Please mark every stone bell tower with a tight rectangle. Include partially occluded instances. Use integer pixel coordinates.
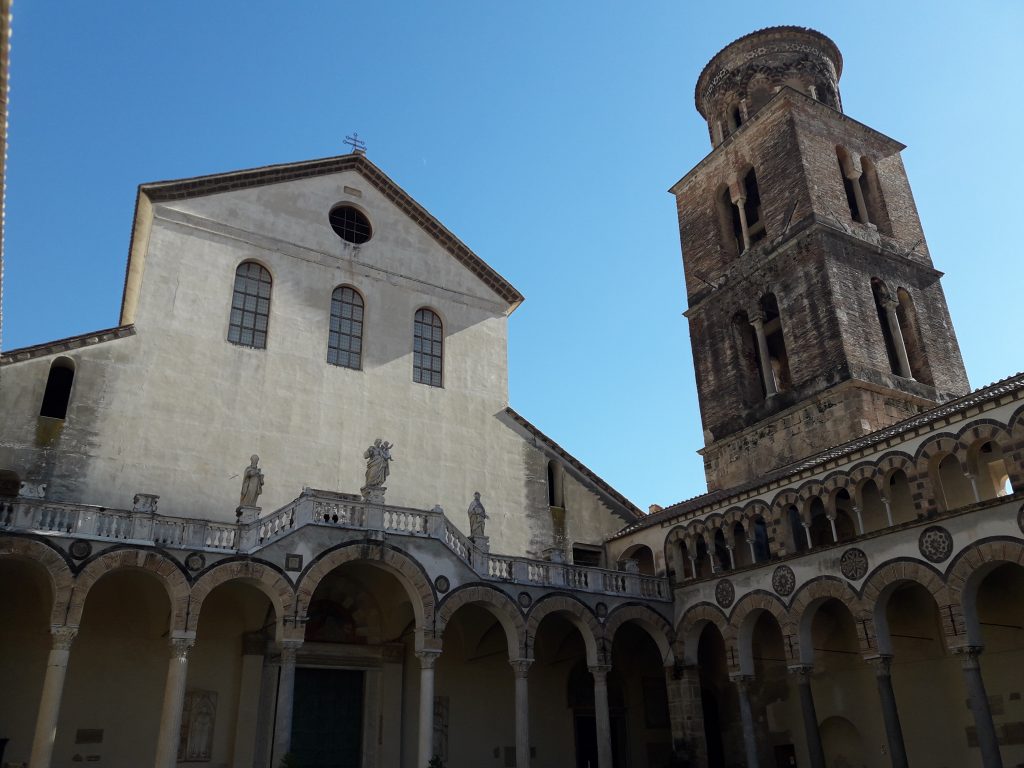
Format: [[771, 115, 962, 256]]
[[671, 27, 969, 491]]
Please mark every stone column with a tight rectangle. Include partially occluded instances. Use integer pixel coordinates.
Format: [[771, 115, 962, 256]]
[[590, 664, 614, 768], [845, 167, 868, 224], [665, 664, 706, 767], [965, 472, 982, 503], [747, 537, 757, 563], [731, 673, 761, 768], [271, 640, 303, 768], [802, 521, 813, 550], [726, 544, 736, 570], [733, 193, 752, 251], [416, 649, 442, 768], [29, 626, 77, 768], [827, 515, 838, 543], [154, 635, 195, 768], [511, 658, 533, 768], [852, 504, 865, 535], [749, 315, 778, 396], [789, 665, 825, 768], [865, 655, 908, 768], [880, 297, 913, 379], [881, 494, 895, 527], [956, 646, 1003, 768]]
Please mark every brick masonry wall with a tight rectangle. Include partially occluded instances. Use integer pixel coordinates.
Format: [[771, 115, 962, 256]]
[[674, 91, 969, 492]]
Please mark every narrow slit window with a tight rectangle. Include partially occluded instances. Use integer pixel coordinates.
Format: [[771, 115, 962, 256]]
[[39, 358, 75, 419], [413, 308, 443, 387], [228, 262, 272, 349], [327, 286, 364, 369]]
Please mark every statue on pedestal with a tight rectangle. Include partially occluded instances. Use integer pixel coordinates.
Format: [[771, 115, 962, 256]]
[[239, 455, 264, 507], [363, 439, 394, 490], [467, 491, 488, 538]]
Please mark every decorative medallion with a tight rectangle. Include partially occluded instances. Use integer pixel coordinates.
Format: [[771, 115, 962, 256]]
[[517, 591, 532, 609], [918, 526, 954, 564], [434, 575, 450, 594], [595, 602, 608, 620], [184, 552, 206, 572], [68, 539, 92, 561], [839, 548, 868, 581], [772, 565, 796, 597], [715, 578, 735, 608], [284, 553, 303, 572]]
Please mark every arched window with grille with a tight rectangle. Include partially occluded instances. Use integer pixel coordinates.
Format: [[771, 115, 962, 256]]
[[413, 308, 443, 387], [327, 286, 364, 369], [227, 262, 272, 349]]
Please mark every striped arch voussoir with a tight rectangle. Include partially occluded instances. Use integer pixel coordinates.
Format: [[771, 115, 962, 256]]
[[0, 537, 74, 626], [68, 548, 189, 631], [437, 585, 526, 654], [604, 603, 675, 663], [296, 543, 435, 628], [946, 539, 1024, 601], [525, 594, 600, 642], [860, 560, 949, 611], [187, 559, 296, 633]]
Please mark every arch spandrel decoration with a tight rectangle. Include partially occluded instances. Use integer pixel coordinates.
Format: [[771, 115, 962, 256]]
[[68, 548, 190, 632]]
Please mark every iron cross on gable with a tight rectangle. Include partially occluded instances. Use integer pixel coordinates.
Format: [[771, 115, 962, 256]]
[[344, 132, 367, 154]]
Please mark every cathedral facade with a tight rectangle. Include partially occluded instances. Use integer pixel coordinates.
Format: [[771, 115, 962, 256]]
[[1, 26, 1022, 768]]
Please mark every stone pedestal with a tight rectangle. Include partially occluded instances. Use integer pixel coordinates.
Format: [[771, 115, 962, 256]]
[[236, 505, 262, 550], [471, 535, 490, 554], [361, 485, 386, 505]]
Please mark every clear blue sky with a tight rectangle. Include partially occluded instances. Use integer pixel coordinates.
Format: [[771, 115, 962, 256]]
[[4, 2, 1022, 511]]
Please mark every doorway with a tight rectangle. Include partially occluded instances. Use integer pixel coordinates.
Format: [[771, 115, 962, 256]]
[[291, 667, 365, 768]]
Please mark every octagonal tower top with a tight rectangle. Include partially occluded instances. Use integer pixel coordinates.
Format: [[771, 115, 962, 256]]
[[696, 26, 843, 147]]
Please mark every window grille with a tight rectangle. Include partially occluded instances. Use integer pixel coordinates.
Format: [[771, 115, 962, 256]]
[[228, 262, 272, 349], [413, 308, 443, 387], [327, 286, 364, 369], [328, 205, 372, 244]]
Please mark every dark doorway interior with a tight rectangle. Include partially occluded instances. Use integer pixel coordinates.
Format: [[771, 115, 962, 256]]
[[291, 667, 365, 768]]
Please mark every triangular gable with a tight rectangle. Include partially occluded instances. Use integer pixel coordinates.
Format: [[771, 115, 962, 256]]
[[120, 153, 523, 324]]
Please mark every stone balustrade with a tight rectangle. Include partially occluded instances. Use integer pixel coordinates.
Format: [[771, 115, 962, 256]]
[[0, 489, 671, 602]]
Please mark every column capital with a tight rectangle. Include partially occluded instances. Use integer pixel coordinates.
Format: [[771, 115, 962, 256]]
[[729, 672, 755, 686], [787, 664, 814, 679], [588, 664, 612, 681], [863, 654, 894, 676], [50, 625, 78, 651], [169, 636, 196, 661], [509, 657, 534, 678], [415, 648, 443, 670], [952, 644, 985, 668]]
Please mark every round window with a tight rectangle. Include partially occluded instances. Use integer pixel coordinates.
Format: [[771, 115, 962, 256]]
[[328, 205, 372, 244]]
